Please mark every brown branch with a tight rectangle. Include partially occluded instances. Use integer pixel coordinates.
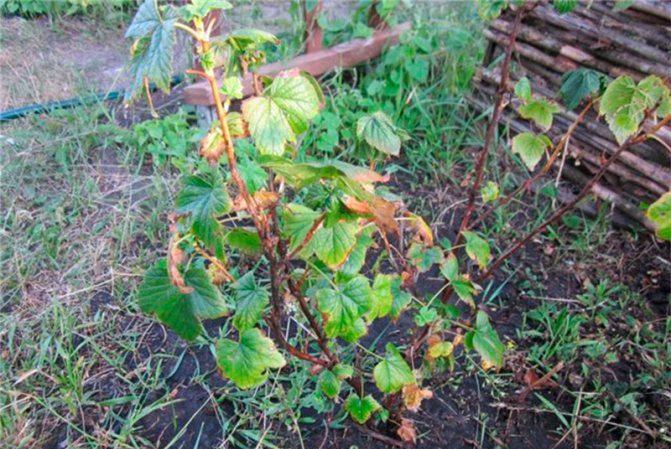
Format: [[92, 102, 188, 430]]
[[352, 423, 412, 448], [197, 35, 267, 239], [288, 279, 336, 361], [453, 5, 527, 248], [286, 213, 326, 261], [193, 242, 234, 283], [265, 316, 328, 366], [477, 114, 671, 283], [471, 98, 595, 229]]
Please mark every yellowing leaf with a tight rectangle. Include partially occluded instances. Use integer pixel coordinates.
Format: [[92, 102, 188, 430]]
[[344, 394, 381, 424], [463, 231, 491, 270], [312, 222, 358, 269], [317, 276, 372, 338], [427, 341, 454, 360], [373, 343, 415, 394], [215, 328, 286, 389], [647, 190, 671, 241], [367, 274, 393, 322], [511, 132, 552, 171], [242, 72, 322, 155], [481, 181, 499, 203], [518, 97, 561, 131], [356, 111, 404, 156]]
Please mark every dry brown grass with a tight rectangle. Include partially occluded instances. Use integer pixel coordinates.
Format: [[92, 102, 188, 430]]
[[0, 16, 131, 110]]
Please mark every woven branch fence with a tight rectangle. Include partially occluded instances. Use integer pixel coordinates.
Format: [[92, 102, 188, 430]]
[[472, 0, 670, 230]]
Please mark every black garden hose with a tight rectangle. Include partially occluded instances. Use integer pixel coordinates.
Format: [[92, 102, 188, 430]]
[[0, 74, 184, 123]]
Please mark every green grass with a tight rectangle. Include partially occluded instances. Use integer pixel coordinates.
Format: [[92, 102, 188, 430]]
[[0, 105, 321, 449]]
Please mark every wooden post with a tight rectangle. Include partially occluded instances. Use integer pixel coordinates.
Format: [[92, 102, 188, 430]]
[[303, 0, 324, 53]]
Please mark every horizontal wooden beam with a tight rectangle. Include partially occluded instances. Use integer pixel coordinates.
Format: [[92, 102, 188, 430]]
[[183, 22, 411, 106]]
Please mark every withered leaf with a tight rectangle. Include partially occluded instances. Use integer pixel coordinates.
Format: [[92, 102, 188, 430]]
[[397, 418, 417, 443], [402, 384, 433, 412]]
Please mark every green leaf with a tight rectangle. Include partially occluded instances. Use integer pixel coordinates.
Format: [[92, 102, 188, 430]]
[[647, 191, 671, 241], [407, 243, 443, 273], [221, 76, 244, 100], [242, 73, 322, 155], [599, 76, 644, 144], [126, 0, 166, 38], [612, 0, 635, 11], [408, 56, 429, 82], [138, 259, 227, 341], [340, 231, 375, 277], [476, 0, 507, 20], [282, 203, 321, 253], [345, 394, 381, 424], [225, 28, 279, 50], [511, 132, 552, 170], [414, 306, 438, 326], [215, 328, 286, 389], [181, 0, 232, 22], [553, 0, 578, 13], [238, 158, 268, 194], [390, 276, 413, 319], [313, 222, 358, 269], [518, 97, 561, 131], [467, 311, 505, 369], [559, 68, 607, 110], [225, 228, 262, 256], [636, 75, 671, 118], [125, 0, 177, 97], [599, 76, 670, 143], [319, 370, 342, 399], [373, 343, 415, 393], [481, 181, 499, 203], [463, 231, 491, 270], [367, 274, 393, 322], [232, 273, 269, 331], [261, 157, 378, 201], [440, 254, 478, 308], [319, 364, 354, 399], [176, 172, 231, 247], [514, 77, 532, 102], [317, 276, 372, 338], [341, 317, 368, 343], [356, 111, 403, 156]]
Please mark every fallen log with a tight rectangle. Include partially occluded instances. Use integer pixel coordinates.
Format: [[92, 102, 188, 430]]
[[183, 22, 411, 106]]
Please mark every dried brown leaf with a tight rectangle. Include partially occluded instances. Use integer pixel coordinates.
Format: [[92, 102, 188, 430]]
[[402, 384, 433, 412], [397, 418, 417, 443], [168, 237, 193, 294]]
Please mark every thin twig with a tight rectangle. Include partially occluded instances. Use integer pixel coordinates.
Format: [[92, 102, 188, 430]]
[[477, 114, 671, 283], [453, 5, 527, 247], [471, 98, 595, 229]]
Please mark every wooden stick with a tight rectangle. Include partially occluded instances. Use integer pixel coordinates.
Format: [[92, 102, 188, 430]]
[[531, 5, 669, 62]]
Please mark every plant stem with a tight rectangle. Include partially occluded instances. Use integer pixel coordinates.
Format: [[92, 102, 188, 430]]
[[286, 213, 326, 261], [477, 114, 671, 283], [452, 5, 526, 248], [470, 98, 595, 229]]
